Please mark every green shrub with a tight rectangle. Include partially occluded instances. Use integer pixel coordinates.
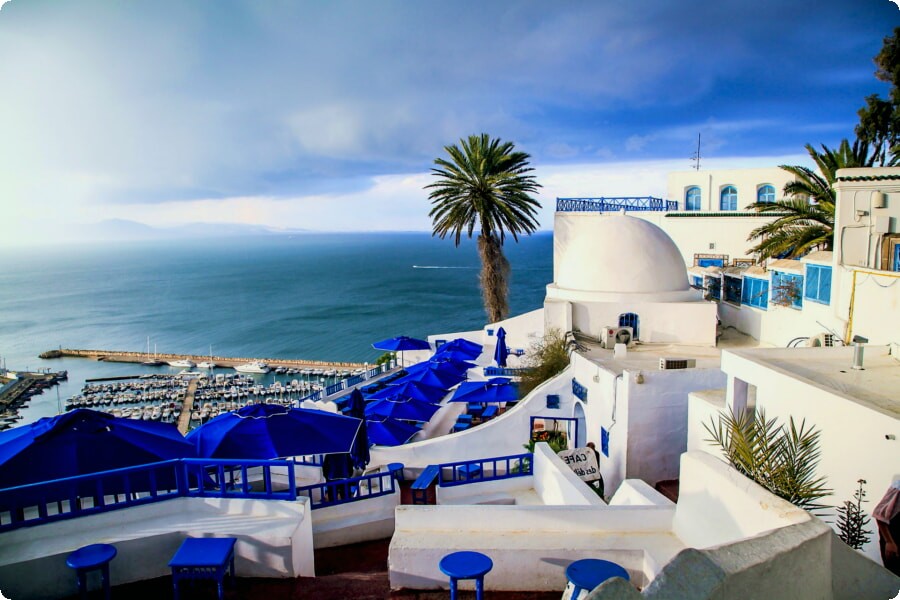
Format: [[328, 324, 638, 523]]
[[518, 329, 570, 398]]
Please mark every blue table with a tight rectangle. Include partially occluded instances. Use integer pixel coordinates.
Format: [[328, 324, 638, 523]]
[[66, 543, 117, 600], [388, 462, 405, 481], [169, 537, 237, 600], [565, 558, 629, 598], [439, 550, 493, 600]]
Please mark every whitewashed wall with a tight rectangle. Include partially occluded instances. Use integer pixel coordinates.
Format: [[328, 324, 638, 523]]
[[568, 300, 717, 345], [532, 442, 605, 506], [666, 167, 797, 214], [311, 487, 400, 548]]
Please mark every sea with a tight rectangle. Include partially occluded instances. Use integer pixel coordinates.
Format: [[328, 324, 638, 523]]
[[0, 232, 552, 424]]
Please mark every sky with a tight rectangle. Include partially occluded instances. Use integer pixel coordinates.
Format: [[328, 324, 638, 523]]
[[0, 0, 898, 245]]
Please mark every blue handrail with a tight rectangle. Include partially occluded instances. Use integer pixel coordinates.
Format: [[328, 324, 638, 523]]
[[436, 453, 533, 488], [295, 470, 396, 509], [0, 458, 297, 532], [556, 197, 677, 212], [483, 366, 531, 377]]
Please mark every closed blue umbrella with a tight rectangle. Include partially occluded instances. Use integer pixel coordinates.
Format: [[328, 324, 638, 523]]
[[365, 398, 441, 422], [493, 327, 509, 367], [393, 367, 465, 389], [367, 381, 448, 403], [450, 378, 519, 404], [188, 403, 362, 459], [366, 418, 419, 446], [0, 409, 194, 489]]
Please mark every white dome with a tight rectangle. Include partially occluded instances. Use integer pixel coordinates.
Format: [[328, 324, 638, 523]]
[[548, 212, 696, 302]]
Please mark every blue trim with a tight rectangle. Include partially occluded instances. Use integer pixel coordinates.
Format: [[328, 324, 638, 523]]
[[720, 185, 738, 211], [741, 276, 769, 310], [546, 394, 560, 409], [295, 470, 396, 509], [483, 366, 530, 377], [572, 379, 588, 402], [437, 453, 533, 488], [556, 197, 677, 212], [618, 313, 639, 339], [804, 264, 832, 305], [758, 184, 776, 203], [685, 187, 702, 211]]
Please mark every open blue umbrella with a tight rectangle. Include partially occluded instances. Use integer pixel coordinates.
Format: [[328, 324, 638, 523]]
[[345, 389, 370, 469], [393, 367, 465, 390], [437, 338, 483, 359], [432, 348, 480, 363], [365, 398, 441, 422], [0, 409, 195, 489], [372, 335, 431, 368], [188, 403, 363, 459], [367, 381, 448, 403], [493, 327, 509, 367], [450, 378, 519, 404], [404, 359, 472, 378], [366, 417, 419, 446]]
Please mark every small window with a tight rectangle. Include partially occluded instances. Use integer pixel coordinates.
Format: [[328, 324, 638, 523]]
[[741, 276, 769, 310], [804, 264, 832, 304], [691, 275, 703, 288], [720, 185, 738, 211], [771, 271, 803, 309], [697, 257, 725, 267], [685, 186, 702, 211], [724, 276, 742, 304], [705, 276, 721, 300], [618, 312, 639, 339], [757, 184, 776, 203]]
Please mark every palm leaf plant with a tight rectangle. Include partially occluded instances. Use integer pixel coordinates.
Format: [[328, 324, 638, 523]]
[[705, 409, 831, 512], [427, 134, 542, 323]]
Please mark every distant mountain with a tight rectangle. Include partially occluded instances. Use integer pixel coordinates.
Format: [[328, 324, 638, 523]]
[[73, 219, 311, 242]]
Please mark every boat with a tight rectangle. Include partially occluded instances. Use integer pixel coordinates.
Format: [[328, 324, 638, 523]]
[[142, 338, 165, 366], [234, 362, 270, 374], [197, 361, 217, 369], [168, 359, 196, 368]]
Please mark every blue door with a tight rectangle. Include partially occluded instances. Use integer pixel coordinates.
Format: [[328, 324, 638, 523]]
[[618, 313, 639, 340]]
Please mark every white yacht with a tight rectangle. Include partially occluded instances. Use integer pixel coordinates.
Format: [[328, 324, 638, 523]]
[[168, 359, 196, 368], [234, 361, 270, 374], [197, 361, 217, 369]]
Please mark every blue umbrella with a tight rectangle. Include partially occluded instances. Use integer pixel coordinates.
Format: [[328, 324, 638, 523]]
[[367, 381, 448, 403], [437, 338, 483, 359], [365, 398, 441, 422], [494, 327, 509, 367], [0, 408, 195, 489], [432, 348, 480, 363], [372, 335, 431, 368], [366, 417, 419, 446], [405, 359, 472, 378], [188, 403, 362, 459], [393, 367, 465, 390], [345, 389, 370, 469], [450, 378, 519, 404]]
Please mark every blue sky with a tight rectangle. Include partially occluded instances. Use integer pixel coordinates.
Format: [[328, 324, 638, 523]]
[[0, 0, 898, 243]]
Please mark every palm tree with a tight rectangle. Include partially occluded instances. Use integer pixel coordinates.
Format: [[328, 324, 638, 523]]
[[427, 134, 542, 323], [746, 140, 874, 260]]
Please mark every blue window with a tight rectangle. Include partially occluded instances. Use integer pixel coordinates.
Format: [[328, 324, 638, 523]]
[[705, 276, 721, 300], [691, 275, 703, 288], [697, 258, 725, 267], [600, 427, 610, 457], [771, 271, 803, 309], [618, 312, 639, 339], [894, 243, 900, 272], [741, 276, 769, 310], [720, 185, 738, 210], [685, 186, 702, 211], [804, 264, 832, 304], [758, 184, 776, 203], [724, 276, 742, 303]]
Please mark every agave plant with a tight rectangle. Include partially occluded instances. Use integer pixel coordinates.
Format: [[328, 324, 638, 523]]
[[705, 409, 831, 512]]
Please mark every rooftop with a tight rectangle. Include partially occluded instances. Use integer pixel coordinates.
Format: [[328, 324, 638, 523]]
[[727, 346, 900, 419]]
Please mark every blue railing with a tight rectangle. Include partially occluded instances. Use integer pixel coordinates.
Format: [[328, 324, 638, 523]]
[[483, 366, 531, 377], [295, 470, 397, 509], [324, 381, 345, 396], [0, 458, 297, 532], [556, 197, 677, 213], [572, 378, 588, 402], [437, 453, 533, 488], [366, 367, 382, 379]]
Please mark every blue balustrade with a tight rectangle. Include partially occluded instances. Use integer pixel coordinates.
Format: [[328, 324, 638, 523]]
[[483, 366, 530, 377], [0, 458, 297, 533], [437, 453, 533, 488], [556, 197, 677, 213], [295, 470, 396, 509]]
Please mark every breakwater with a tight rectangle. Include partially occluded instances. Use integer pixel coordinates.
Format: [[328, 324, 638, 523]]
[[40, 349, 369, 369]]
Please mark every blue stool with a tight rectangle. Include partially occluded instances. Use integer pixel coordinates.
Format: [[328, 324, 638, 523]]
[[439, 550, 493, 600], [169, 537, 237, 600], [66, 543, 117, 600], [565, 558, 629, 598]]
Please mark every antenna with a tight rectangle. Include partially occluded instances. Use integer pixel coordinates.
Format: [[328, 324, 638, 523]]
[[690, 133, 701, 171]]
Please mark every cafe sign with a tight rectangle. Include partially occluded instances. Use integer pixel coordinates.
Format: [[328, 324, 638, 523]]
[[557, 447, 599, 482]]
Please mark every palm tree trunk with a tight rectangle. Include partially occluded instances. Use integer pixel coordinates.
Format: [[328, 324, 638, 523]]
[[477, 234, 510, 323]]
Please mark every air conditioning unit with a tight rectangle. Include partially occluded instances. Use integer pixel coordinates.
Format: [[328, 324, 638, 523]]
[[601, 326, 634, 349], [806, 333, 836, 347], [659, 357, 697, 370]]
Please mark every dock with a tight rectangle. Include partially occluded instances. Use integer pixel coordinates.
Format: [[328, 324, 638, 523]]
[[177, 378, 199, 435], [40, 348, 369, 370]]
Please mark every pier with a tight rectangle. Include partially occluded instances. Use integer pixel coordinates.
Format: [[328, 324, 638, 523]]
[[40, 348, 370, 370], [177, 378, 199, 435]]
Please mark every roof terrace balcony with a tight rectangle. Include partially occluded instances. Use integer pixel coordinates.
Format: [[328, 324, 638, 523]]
[[555, 197, 678, 213]]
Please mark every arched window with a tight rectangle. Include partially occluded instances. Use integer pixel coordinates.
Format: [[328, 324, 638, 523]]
[[720, 185, 738, 210], [685, 186, 702, 211], [618, 312, 639, 339], [757, 184, 775, 203]]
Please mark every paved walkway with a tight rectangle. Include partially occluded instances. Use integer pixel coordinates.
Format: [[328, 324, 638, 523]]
[[176, 378, 199, 435], [70, 539, 561, 599]]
